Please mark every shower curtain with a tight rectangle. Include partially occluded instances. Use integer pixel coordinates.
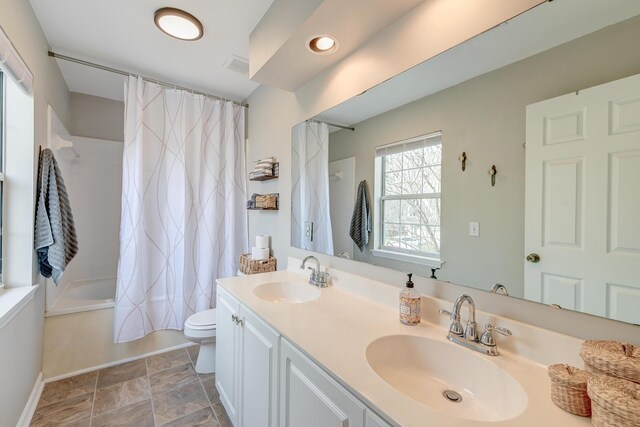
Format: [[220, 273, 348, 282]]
[[291, 121, 334, 255], [114, 76, 248, 343]]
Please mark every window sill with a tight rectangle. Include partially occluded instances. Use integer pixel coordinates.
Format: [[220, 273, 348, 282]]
[[371, 249, 443, 268], [0, 284, 38, 330]]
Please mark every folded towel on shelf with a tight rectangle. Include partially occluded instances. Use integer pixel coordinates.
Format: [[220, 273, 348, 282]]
[[349, 180, 371, 251], [251, 166, 273, 175], [254, 157, 275, 169], [34, 148, 78, 284]]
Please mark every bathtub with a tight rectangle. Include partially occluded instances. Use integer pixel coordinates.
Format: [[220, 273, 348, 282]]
[[43, 284, 190, 379], [46, 278, 116, 317]]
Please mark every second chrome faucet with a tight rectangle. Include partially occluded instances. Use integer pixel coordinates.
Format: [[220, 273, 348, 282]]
[[300, 255, 329, 288], [440, 294, 512, 356]]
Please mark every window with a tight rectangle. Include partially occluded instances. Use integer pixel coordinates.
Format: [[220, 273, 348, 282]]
[[373, 132, 442, 266], [0, 70, 4, 288]]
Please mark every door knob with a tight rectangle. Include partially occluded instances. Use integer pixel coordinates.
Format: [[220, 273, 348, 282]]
[[526, 253, 540, 263]]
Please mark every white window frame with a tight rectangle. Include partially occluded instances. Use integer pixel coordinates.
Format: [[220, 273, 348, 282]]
[[372, 131, 443, 268], [0, 70, 5, 290]]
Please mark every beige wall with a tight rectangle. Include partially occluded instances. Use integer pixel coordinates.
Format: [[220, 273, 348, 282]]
[[328, 16, 640, 297], [69, 92, 124, 141], [0, 0, 70, 423], [246, 15, 640, 343]]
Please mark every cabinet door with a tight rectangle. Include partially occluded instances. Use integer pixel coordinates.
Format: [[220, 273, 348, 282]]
[[216, 287, 241, 425], [365, 410, 392, 427], [280, 339, 365, 427], [240, 306, 280, 427]]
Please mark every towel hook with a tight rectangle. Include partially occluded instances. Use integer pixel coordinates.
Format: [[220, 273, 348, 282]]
[[488, 165, 497, 187], [458, 152, 467, 171]]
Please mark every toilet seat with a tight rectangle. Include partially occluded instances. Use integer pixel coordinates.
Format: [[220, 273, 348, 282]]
[[185, 308, 216, 330]]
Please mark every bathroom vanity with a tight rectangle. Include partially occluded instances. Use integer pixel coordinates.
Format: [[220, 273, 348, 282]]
[[216, 260, 590, 427]]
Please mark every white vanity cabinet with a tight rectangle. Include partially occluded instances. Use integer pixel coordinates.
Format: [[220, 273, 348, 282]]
[[216, 285, 392, 427], [216, 287, 279, 427], [216, 287, 242, 424], [240, 305, 279, 427], [279, 338, 366, 427], [366, 411, 393, 427]]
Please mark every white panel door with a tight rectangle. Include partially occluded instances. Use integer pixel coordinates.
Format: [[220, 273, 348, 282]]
[[216, 288, 241, 425], [329, 157, 356, 258], [280, 339, 365, 427], [240, 306, 279, 427], [525, 73, 640, 323]]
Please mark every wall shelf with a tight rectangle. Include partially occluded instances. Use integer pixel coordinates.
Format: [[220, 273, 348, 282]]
[[247, 192, 279, 211], [249, 162, 279, 181]]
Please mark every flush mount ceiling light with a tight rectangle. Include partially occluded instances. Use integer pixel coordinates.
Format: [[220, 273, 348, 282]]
[[154, 7, 203, 41], [307, 35, 338, 55]]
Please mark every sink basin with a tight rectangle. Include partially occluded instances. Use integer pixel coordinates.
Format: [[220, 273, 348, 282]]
[[366, 335, 527, 422], [253, 281, 321, 304]]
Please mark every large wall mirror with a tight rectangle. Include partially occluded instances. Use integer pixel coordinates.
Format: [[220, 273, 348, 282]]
[[291, 0, 640, 326]]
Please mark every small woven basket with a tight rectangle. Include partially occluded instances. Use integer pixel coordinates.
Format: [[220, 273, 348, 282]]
[[580, 340, 640, 384], [239, 254, 276, 275], [548, 364, 591, 416], [255, 194, 278, 209], [588, 375, 640, 427]]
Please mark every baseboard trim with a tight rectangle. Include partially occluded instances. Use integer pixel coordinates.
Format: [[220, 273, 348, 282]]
[[17, 372, 44, 427], [44, 342, 196, 383]]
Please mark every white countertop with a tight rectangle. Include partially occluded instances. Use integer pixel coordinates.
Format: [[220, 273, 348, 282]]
[[217, 268, 590, 427]]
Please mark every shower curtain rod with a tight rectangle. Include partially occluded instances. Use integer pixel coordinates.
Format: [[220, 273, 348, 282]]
[[307, 119, 355, 131], [48, 51, 248, 108]]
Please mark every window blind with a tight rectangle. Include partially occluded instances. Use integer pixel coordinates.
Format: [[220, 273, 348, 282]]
[[0, 26, 33, 93], [375, 131, 441, 157]]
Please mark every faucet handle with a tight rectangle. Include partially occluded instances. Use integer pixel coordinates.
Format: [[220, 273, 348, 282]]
[[480, 323, 512, 346], [439, 308, 453, 318], [439, 309, 464, 336]]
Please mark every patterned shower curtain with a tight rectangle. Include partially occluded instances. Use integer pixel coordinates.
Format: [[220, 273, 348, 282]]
[[114, 76, 248, 343], [291, 121, 334, 255]]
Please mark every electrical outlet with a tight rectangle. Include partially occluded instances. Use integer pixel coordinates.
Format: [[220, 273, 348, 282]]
[[304, 221, 313, 242], [469, 221, 480, 237]]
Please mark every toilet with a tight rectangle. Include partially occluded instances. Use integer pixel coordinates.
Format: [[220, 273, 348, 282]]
[[184, 308, 217, 374]]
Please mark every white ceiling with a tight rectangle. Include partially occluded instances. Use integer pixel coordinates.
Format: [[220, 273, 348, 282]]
[[30, 0, 274, 102], [318, 0, 640, 126]]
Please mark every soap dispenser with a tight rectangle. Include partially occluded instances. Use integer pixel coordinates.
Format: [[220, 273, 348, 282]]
[[400, 273, 421, 325]]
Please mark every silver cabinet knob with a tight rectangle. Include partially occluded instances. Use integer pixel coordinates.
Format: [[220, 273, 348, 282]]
[[526, 253, 540, 263]]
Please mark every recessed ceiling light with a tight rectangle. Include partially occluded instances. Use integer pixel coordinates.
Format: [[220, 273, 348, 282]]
[[154, 7, 203, 41], [307, 35, 338, 55]]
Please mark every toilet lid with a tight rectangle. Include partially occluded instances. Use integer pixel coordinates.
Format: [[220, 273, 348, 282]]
[[186, 308, 217, 328]]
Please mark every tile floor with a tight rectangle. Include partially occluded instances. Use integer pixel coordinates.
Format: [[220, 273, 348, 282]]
[[30, 346, 231, 427]]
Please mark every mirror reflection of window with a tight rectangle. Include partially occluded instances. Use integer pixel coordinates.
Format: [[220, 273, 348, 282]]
[[374, 132, 442, 263]]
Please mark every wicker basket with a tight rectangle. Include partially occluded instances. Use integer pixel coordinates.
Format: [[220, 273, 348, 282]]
[[580, 340, 640, 384], [239, 253, 276, 275], [255, 194, 278, 209], [588, 375, 640, 427], [548, 364, 591, 416]]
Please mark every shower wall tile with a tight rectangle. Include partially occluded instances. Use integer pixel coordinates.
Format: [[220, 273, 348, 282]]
[[57, 136, 124, 284]]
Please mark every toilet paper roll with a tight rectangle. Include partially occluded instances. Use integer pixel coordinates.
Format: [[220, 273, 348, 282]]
[[255, 235, 270, 249], [251, 247, 269, 260]]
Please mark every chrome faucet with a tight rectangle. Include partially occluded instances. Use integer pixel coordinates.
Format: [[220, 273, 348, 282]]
[[440, 294, 511, 356], [300, 256, 329, 288]]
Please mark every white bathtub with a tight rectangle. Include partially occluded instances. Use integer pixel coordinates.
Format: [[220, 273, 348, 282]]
[[46, 278, 116, 317]]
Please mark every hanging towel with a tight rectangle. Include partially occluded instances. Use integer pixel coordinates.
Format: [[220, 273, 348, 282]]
[[34, 148, 78, 284], [349, 180, 371, 251]]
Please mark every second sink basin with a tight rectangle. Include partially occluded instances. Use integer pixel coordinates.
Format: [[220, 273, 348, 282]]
[[253, 281, 321, 304], [366, 335, 528, 422]]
